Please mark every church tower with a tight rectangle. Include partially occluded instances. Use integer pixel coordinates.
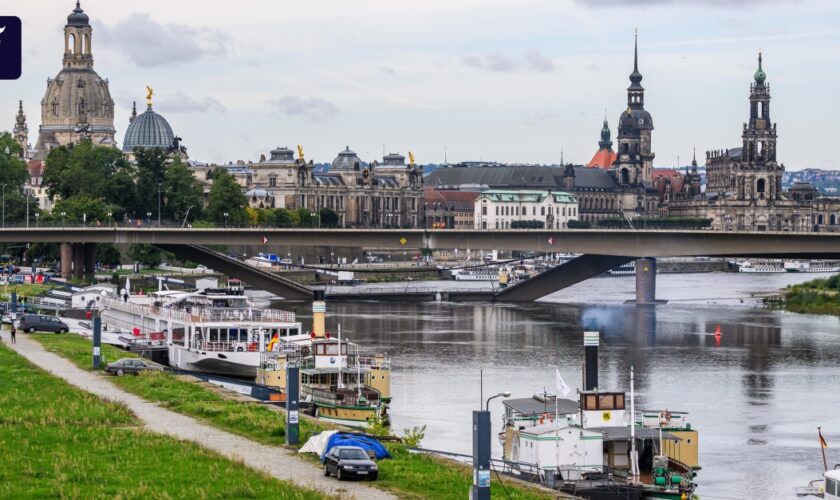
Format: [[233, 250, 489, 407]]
[[33, 2, 116, 159], [614, 32, 655, 186], [12, 101, 29, 159]]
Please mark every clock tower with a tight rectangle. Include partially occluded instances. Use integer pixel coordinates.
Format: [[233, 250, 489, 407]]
[[613, 32, 655, 186]]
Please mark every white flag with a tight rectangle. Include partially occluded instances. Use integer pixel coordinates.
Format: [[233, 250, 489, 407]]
[[555, 368, 571, 397]]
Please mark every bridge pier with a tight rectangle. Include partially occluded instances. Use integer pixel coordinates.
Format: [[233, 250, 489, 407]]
[[84, 243, 96, 281], [60, 243, 73, 279], [634, 258, 665, 305], [72, 243, 85, 280]]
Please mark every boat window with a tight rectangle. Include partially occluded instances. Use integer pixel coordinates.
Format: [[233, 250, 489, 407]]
[[598, 394, 615, 410], [584, 394, 597, 410], [614, 394, 625, 409], [172, 327, 185, 346], [826, 478, 837, 496], [209, 328, 219, 341]]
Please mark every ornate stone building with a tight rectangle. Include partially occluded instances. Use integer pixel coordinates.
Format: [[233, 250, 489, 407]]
[[613, 33, 655, 187], [665, 54, 840, 231], [12, 101, 29, 159], [33, 2, 116, 159]]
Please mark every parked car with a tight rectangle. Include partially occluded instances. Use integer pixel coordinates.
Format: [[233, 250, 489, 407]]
[[105, 358, 165, 376], [10, 275, 25, 284], [18, 313, 69, 333], [323, 446, 379, 481]]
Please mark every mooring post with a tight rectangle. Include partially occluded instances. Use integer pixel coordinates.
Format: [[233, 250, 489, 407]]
[[471, 410, 491, 499], [10, 292, 17, 325], [92, 316, 101, 369], [635, 257, 657, 304], [286, 365, 300, 445]]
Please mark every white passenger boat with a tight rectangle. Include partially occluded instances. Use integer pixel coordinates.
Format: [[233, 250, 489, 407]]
[[452, 266, 500, 281], [737, 260, 785, 273], [784, 260, 840, 273], [99, 285, 305, 378]]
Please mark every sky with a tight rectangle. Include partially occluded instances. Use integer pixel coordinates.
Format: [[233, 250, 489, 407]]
[[3, 0, 840, 169]]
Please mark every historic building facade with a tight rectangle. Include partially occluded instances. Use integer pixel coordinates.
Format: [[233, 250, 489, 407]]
[[474, 190, 578, 229], [33, 2, 116, 159], [665, 54, 840, 231]]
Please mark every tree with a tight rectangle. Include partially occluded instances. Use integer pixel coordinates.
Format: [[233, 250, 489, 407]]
[[163, 157, 203, 222], [319, 207, 339, 228], [297, 207, 318, 227], [134, 147, 169, 216], [0, 132, 29, 189], [274, 208, 296, 228], [129, 244, 163, 267], [205, 168, 247, 225], [97, 244, 122, 267], [42, 139, 130, 202], [49, 195, 112, 224]]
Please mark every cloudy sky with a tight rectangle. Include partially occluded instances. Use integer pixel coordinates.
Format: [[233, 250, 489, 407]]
[[4, 0, 840, 169]]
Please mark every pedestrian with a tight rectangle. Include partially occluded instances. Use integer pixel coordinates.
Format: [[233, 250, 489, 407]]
[[10, 324, 16, 344]]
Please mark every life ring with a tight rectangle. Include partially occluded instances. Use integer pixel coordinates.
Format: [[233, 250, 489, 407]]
[[236, 346, 244, 352]]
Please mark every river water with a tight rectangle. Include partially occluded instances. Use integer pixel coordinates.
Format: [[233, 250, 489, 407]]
[[286, 272, 840, 500]]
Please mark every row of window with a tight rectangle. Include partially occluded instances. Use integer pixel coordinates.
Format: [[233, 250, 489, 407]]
[[482, 205, 577, 217], [484, 220, 573, 229]]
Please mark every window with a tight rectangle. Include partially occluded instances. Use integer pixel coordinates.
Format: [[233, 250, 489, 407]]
[[826, 477, 838, 496], [495, 206, 499, 216], [482, 206, 487, 216], [541, 207, 545, 216], [598, 395, 615, 410], [584, 394, 597, 410], [269, 176, 276, 187]]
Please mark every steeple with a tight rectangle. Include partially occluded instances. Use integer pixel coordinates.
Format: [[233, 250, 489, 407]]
[[754, 50, 766, 84], [13, 100, 29, 159], [691, 146, 698, 171], [129, 101, 137, 123], [598, 116, 612, 150], [627, 30, 644, 109]]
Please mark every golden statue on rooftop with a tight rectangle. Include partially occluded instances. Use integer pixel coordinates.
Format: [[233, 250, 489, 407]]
[[408, 151, 415, 166], [297, 144, 305, 161], [145, 86, 154, 106]]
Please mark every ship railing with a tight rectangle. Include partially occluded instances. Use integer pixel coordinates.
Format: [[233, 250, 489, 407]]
[[100, 297, 194, 324], [303, 386, 381, 406], [198, 341, 261, 353], [193, 307, 296, 323], [356, 355, 391, 370]]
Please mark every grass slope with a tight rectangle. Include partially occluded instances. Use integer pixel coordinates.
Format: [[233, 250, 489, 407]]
[[0, 343, 325, 499], [32, 333, 552, 499], [784, 274, 840, 315]]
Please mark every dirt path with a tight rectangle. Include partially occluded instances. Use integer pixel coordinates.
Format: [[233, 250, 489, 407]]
[[4, 332, 394, 500]]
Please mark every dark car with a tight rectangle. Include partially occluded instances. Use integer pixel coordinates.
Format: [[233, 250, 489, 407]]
[[18, 313, 69, 333], [105, 358, 164, 376], [323, 446, 379, 481]]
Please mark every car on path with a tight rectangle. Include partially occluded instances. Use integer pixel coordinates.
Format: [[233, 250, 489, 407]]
[[323, 446, 379, 481], [18, 313, 69, 333], [105, 358, 165, 376]]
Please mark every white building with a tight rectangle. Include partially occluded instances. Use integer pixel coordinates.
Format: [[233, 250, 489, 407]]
[[474, 190, 578, 230]]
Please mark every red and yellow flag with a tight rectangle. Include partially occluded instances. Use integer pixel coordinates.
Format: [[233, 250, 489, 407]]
[[819, 428, 829, 449]]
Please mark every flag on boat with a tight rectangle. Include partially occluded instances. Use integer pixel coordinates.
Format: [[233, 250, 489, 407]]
[[262, 236, 269, 244], [555, 367, 571, 397], [819, 428, 829, 449]]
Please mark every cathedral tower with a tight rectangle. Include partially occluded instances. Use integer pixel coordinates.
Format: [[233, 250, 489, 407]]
[[33, 2, 116, 159], [12, 101, 29, 159], [614, 32, 655, 186]]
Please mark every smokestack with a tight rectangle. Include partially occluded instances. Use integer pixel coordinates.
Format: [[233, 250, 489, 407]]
[[583, 331, 599, 391], [312, 289, 326, 338]]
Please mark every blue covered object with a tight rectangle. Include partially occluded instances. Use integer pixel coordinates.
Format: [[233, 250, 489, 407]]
[[321, 433, 392, 461]]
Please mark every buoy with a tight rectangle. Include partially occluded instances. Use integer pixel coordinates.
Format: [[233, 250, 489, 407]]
[[714, 325, 722, 337]]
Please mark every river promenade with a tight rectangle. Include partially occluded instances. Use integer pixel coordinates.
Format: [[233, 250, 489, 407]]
[[2, 331, 394, 500]]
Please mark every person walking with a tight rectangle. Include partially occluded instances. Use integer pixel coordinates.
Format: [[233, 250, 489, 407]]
[[10, 324, 16, 344]]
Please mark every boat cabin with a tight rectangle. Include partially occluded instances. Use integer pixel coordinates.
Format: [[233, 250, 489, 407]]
[[502, 394, 579, 430], [579, 390, 626, 428], [512, 423, 603, 479]]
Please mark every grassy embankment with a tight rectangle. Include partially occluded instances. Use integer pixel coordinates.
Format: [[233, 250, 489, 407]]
[[0, 343, 325, 499], [783, 274, 840, 315], [32, 333, 552, 500], [0, 282, 56, 301]]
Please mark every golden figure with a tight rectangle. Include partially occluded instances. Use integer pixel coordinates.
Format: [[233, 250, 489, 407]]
[[408, 151, 415, 166], [145, 86, 154, 106], [297, 144, 305, 161]]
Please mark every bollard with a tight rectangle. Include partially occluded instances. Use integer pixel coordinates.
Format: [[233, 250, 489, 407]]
[[471, 410, 491, 500], [286, 365, 300, 445], [93, 316, 102, 369]]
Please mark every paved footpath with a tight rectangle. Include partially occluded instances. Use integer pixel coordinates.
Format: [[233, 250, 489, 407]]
[[4, 332, 394, 500]]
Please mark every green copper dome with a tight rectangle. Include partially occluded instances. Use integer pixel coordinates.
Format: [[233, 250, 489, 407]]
[[754, 52, 766, 83]]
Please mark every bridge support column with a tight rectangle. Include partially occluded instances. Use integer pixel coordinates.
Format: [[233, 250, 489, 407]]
[[635, 258, 662, 305], [72, 243, 84, 280], [60, 243, 73, 279], [84, 243, 96, 281]]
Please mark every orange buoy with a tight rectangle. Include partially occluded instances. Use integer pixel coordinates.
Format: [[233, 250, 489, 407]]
[[714, 325, 722, 337]]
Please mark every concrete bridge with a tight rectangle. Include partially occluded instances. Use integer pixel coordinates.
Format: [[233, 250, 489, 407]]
[[7, 227, 840, 302]]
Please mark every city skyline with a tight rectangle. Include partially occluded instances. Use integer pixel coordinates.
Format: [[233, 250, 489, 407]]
[[5, 0, 840, 169]]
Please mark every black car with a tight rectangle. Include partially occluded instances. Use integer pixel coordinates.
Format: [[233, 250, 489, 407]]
[[18, 313, 69, 333], [105, 358, 165, 376], [323, 446, 379, 481]]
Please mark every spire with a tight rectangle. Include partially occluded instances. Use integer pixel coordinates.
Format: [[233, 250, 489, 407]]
[[129, 101, 137, 123], [629, 29, 643, 86], [599, 116, 612, 150], [754, 50, 766, 84]]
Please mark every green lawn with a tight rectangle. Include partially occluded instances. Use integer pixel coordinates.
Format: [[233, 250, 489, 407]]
[[31, 333, 553, 500], [0, 343, 325, 499]]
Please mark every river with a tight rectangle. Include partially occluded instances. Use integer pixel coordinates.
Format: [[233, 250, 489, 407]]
[[284, 271, 840, 499]]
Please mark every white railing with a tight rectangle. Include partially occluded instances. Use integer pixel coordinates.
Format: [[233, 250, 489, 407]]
[[194, 307, 296, 323]]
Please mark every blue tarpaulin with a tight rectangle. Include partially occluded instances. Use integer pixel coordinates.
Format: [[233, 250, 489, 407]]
[[321, 432, 392, 461]]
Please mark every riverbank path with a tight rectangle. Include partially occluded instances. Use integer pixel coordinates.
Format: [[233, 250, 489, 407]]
[[3, 331, 395, 500]]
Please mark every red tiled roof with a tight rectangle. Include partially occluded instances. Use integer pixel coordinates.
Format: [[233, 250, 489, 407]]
[[27, 160, 44, 178], [424, 189, 479, 210], [587, 148, 616, 169]]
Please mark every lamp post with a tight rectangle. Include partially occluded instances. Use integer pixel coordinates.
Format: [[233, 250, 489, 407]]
[[60, 211, 66, 226], [1, 184, 7, 228], [223, 212, 229, 228], [157, 182, 162, 226], [34, 213, 39, 227], [485, 391, 511, 412], [107, 211, 113, 227], [25, 190, 29, 228], [182, 205, 194, 228], [146, 211, 152, 225]]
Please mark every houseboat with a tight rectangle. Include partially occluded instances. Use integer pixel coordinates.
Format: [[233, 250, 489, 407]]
[[99, 282, 306, 377]]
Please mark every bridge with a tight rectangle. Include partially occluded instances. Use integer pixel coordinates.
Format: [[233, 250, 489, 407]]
[[7, 227, 840, 302]]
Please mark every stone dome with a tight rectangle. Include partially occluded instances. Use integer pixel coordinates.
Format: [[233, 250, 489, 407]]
[[331, 146, 366, 171], [122, 104, 175, 153], [618, 108, 654, 133], [67, 2, 89, 27]]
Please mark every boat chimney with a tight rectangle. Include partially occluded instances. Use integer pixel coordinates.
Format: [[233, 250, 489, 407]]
[[312, 290, 326, 338], [583, 331, 599, 391]]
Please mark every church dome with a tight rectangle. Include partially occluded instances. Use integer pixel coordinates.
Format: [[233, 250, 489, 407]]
[[67, 2, 89, 27], [122, 104, 175, 153], [331, 146, 366, 171], [618, 108, 654, 132]]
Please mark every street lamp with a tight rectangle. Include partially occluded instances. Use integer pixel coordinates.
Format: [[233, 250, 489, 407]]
[[157, 182, 162, 226], [181, 205, 194, 228], [60, 211, 66, 226], [223, 212, 229, 228], [34, 213, 39, 227], [1, 184, 6, 228], [24, 190, 29, 228], [146, 211, 152, 225], [485, 391, 511, 411], [107, 211, 113, 227]]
